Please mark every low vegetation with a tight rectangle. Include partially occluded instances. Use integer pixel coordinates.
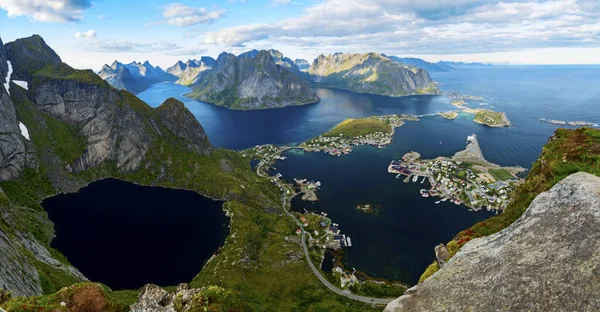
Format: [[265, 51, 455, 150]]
[[489, 168, 515, 181], [326, 118, 392, 138], [473, 109, 510, 127]]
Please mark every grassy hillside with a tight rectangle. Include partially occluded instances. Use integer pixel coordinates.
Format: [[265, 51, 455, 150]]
[[1, 64, 378, 311], [326, 118, 392, 138], [420, 127, 600, 282]]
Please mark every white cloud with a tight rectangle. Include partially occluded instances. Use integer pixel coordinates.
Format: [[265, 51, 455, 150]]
[[0, 0, 92, 22], [164, 48, 209, 56], [271, 0, 291, 5], [201, 0, 600, 57], [146, 3, 226, 27], [74, 30, 96, 39], [97, 14, 104, 20], [83, 40, 183, 53]]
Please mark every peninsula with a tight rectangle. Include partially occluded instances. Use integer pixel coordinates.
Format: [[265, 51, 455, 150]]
[[388, 134, 524, 211]]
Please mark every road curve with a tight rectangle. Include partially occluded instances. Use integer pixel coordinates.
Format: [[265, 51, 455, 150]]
[[257, 147, 395, 305]]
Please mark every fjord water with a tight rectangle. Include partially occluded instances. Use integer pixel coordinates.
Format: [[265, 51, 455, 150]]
[[137, 65, 600, 284], [43, 179, 228, 290]]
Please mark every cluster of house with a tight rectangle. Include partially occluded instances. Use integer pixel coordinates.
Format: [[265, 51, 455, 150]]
[[241, 144, 279, 159], [300, 130, 392, 156], [389, 157, 517, 211], [296, 214, 352, 249]]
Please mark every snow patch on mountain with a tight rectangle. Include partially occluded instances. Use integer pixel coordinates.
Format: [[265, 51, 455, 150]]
[[19, 122, 30, 140], [3, 60, 13, 94], [13, 80, 28, 90]]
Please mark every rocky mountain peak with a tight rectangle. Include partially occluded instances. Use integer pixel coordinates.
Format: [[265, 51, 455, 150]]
[[5, 34, 62, 81]]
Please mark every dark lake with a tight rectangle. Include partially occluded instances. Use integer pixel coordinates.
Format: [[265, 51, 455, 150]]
[[43, 178, 229, 290]]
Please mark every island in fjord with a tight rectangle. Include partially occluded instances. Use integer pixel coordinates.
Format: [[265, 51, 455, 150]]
[[450, 97, 511, 127]]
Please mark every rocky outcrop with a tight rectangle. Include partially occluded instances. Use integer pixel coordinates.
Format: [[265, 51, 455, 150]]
[[186, 50, 319, 110], [433, 244, 449, 269], [130, 284, 245, 312], [0, 226, 42, 297], [308, 52, 440, 96], [385, 172, 600, 312], [157, 98, 212, 155]]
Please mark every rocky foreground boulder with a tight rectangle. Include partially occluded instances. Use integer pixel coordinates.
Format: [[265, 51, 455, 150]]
[[385, 172, 600, 312]]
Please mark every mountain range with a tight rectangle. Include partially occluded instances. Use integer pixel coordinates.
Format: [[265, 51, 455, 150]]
[[384, 55, 493, 72], [99, 50, 440, 109], [98, 60, 177, 94]]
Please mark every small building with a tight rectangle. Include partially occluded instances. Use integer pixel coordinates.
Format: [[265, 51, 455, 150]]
[[320, 221, 327, 228], [329, 225, 340, 234], [296, 229, 301, 235]]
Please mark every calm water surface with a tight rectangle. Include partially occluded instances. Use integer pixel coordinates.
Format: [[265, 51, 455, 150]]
[[43, 179, 229, 289], [136, 65, 600, 284]]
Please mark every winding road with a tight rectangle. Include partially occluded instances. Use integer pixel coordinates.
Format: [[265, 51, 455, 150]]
[[257, 147, 395, 305]]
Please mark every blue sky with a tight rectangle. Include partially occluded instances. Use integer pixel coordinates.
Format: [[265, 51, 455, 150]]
[[1, 0, 600, 70]]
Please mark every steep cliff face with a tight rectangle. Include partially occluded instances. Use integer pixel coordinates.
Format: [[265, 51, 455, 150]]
[[0, 37, 37, 182], [385, 172, 600, 312], [186, 50, 319, 110], [308, 52, 439, 96]]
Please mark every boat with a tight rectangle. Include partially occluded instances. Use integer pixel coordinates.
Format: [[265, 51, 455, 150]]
[[412, 175, 419, 183], [422, 193, 429, 198], [395, 174, 401, 179], [441, 198, 448, 202], [454, 200, 461, 205], [421, 176, 426, 183], [435, 200, 441, 204], [346, 236, 352, 247]]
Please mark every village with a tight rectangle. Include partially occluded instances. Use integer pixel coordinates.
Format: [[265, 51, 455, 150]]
[[300, 114, 417, 156], [388, 134, 523, 212]]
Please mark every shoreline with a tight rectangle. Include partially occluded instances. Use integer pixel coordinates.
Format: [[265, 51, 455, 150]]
[[388, 134, 525, 212]]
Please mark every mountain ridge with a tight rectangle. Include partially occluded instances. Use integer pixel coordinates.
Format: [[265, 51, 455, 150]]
[[308, 52, 440, 96], [185, 50, 320, 110]]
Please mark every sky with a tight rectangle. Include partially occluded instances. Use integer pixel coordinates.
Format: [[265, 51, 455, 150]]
[[1, 0, 599, 70]]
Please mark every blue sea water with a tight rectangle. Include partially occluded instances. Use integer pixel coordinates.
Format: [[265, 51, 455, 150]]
[[137, 65, 600, 285]]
